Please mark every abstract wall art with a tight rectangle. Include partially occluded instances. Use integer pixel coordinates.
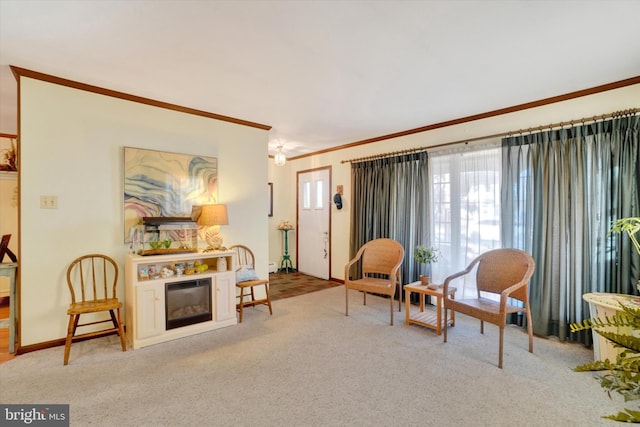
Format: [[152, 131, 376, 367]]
[[124, 147, 218, 241]]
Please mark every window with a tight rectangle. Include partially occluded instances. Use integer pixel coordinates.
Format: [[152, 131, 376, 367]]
[[430, 141, 502, 298], [302, 181, 311, 209], [315, 180, 324, 209]]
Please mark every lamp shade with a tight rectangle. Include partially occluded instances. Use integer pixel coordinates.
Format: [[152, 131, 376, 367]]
[[193, 204, 229, 226]]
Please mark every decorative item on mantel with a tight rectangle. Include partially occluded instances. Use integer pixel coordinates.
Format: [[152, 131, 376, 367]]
[[414, 245, 440, 287], [132, 217, 198, 256], [192, 204, 229, 252]]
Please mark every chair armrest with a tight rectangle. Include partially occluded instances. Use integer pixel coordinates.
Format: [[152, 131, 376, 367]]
[[500, 280, 527, 298], [344, 245, 367, 281], [498, 278, 530, 311], [442, 259, 479, 298], [498, 260, 535, 312], [389, 261, 403, 287]]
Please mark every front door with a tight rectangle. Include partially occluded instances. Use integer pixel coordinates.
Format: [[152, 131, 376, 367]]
[[297, 167, 330, 279]]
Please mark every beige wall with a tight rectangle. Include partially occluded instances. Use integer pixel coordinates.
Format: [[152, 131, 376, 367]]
[[268, 84, 640, 280], [19, 77, 269, 346]]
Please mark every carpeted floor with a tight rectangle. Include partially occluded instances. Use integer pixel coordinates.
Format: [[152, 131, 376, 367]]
[[268, 271, 341, 301], [0, 286, 622, 426]]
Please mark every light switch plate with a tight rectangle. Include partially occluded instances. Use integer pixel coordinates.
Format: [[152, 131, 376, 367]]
[[40, 195, 58, 209]]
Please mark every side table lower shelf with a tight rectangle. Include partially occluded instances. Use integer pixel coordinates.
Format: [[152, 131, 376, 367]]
[[404, 281, 456, 335]]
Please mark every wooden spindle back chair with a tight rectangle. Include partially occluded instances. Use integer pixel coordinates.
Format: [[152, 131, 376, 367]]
[[64, 254, 126, 365]]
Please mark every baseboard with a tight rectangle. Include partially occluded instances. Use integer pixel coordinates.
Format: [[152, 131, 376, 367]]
[[16, 330, 121, 355]]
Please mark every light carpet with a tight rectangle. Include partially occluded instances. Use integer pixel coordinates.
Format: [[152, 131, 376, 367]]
[[0, 286, 625, 426]]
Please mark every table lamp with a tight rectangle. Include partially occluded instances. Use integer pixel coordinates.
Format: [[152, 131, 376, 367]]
[[192, 204, 229, 251]]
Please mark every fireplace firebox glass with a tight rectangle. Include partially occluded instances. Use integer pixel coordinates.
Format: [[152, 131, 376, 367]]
[[165, 278, 212, 330]]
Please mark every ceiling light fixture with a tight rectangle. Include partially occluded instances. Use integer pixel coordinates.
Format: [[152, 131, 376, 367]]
[[274, 145, 286, 166]]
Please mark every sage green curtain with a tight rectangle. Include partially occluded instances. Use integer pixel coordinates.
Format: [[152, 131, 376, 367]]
[[349, 151, 429, 297], [502, 115, 640, 344]]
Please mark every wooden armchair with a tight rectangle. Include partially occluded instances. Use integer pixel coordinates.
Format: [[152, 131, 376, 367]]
[[345, 238, 404, 325], [443, 248, 535, 368], [64, 254, 126, 365]]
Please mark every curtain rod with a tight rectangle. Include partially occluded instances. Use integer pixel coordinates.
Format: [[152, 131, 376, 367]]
[[341, 108, 639, 164]]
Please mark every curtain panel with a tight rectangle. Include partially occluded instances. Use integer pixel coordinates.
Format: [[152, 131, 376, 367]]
[[349, 151, 429, 295], [502, 115, 640, 344]]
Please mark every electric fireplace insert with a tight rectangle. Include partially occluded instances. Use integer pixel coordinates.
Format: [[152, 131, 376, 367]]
[[165, 277, 212, 330]]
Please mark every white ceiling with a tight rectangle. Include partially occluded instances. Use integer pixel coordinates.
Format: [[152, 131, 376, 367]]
[[1, 0, 639, 158]]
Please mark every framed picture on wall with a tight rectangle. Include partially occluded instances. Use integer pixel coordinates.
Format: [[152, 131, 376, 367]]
[[0, 137, 17, 172], [268, 182, 273, 217], [123, 147, 218, 241]]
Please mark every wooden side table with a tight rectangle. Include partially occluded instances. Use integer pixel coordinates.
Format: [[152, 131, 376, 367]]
[[404, 281, 456, 335]]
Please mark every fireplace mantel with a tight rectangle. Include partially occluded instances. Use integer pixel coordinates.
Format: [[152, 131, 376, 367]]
[[124, 251, 237, 349]]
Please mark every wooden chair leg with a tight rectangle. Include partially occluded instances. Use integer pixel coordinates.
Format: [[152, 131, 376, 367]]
[[64, 314, 79, 365], [264, 284, 273, 315], [480, 320, 484, 334], [238, 287, 245, 323], [389, 297, 393, 326], [112, 309, 127, 351]]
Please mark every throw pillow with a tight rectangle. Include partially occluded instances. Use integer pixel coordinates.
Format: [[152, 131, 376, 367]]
[[236, 265, 259, 283]]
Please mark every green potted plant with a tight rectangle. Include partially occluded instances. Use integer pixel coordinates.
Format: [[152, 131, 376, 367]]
[[414, 245, 440, 285], [570, 217, 640, 422]]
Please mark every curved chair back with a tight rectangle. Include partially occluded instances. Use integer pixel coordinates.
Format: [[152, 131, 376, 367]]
[[67, 254, 119, 304], [475, 248, 535, 299], [359, 238, 405, 280], [231, 244, 256, 269]]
